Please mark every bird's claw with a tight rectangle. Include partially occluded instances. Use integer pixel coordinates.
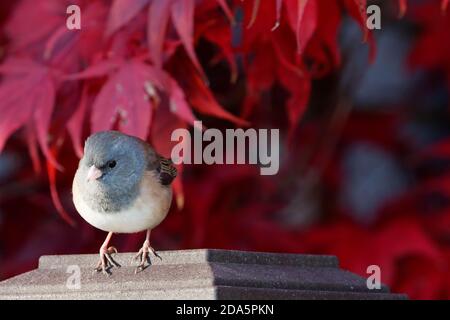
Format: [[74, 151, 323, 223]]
[[133, 241, 161, 274], [149, 246, 162, 261], [94, 246, 120, 276]]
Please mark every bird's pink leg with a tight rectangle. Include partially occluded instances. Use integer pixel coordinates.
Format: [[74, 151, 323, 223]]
[[133, 229, 161, 274], [95, 232, 120, 275]]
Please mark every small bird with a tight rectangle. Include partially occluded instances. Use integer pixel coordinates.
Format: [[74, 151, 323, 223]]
[[72, 131, 176, 275]]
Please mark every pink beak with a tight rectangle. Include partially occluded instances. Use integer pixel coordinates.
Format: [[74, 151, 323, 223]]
[[86, 165, 103, 181]]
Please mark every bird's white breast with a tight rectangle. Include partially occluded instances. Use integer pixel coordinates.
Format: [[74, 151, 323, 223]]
[[72, 171, 172, 233]]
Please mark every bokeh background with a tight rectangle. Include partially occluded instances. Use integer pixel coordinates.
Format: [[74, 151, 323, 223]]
[[1, 0, 450, 299]]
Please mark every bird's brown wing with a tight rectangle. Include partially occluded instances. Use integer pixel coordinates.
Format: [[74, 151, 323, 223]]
[[156, 157, 177, 185], [143, 143, 177, 185]]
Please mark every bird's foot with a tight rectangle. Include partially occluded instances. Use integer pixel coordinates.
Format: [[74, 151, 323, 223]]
[[133, 240, 161, 274], [94, 246, 120, 276]]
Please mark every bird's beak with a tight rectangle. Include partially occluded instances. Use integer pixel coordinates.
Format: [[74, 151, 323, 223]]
[[87, 165, 102, 181]]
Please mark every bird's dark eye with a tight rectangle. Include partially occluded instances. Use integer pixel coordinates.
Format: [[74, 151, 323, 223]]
[[108, 160, 117, 168]]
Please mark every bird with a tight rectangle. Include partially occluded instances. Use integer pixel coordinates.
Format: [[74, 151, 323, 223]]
[[72, 130, 177, 275]]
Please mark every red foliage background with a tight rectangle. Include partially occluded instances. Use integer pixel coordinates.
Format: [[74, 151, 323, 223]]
[[0, 0, 450, 299]]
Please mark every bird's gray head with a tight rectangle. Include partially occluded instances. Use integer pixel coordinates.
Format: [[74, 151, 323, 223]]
[[77, 131, 147, 212]]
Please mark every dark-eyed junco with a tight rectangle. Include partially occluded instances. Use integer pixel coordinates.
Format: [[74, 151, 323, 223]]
[[72, 131, 176, 275]]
